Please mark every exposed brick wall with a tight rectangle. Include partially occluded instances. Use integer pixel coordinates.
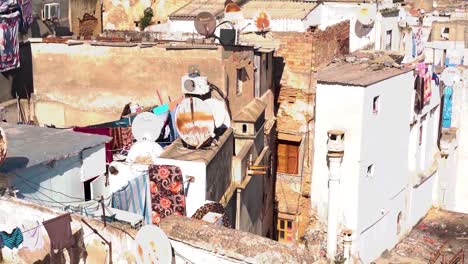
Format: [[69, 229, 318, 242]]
[[272, 21, 350, 91]]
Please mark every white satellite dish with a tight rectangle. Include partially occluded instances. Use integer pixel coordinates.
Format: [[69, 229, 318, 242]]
[[132, 112, 167, 142], [357, 4, 376, 25], [126, 141, 164, 165], [204, 98, 231, 128], [135, 225, 172, 264], [175, 97, 215, 148], [441, 67, 461, 87]]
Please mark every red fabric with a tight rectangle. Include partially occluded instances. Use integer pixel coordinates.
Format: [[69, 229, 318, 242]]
[[73, 127, 113, 163]]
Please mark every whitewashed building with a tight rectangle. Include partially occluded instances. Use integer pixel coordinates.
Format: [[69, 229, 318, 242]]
[[311, 52, 443, 262]]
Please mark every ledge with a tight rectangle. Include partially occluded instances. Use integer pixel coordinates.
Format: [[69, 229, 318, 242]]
[[160, 215, 316, 263]]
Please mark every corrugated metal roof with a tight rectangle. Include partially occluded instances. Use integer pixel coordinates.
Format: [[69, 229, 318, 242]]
[[317, 60, 414, 87], [0, 123, 111, 174], [241, 1, 317, 20], [170, 0, 241, 19], [170, 0, 317, 20]]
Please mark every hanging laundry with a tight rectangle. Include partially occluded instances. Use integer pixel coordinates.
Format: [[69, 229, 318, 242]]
[[0, 11, 20, 72], [191, 202, 231, 228], [73, 127, 113, 163], [42, 213, 74, 251], [19, 0, 32, 28], [432, 72, 440, 86], [148, 165, 185, 225], [0, 0, 16, 13], [0, 227, 23, 249], [112, 172, 151, 224], [110, 127, 133, 151], [153, 103, 169, 115], [414, 75, 424, 114], [423, 68, 432, 105], [442, 86, 453, 128], [22, 222, 44, 250]]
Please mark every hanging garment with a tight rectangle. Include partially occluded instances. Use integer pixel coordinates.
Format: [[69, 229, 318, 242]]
[[0, 227, 23, 249], [21, 222, 44, 250], [0, 0, 16, 12], [19, 0, 32, 27], [42, 213, 74, 251], [191, 202, 231, 228], [414, 75, 424, 114], [148, 165, 185, 225], [0, 11, 20, 72], [112, 172, 151, 224], [153, 103, 169, 115], [442, 86, 453, 128], [110, 127, 133, 151], [432, 72, 440, 86], [424, 69, 432, 105], [73, 127, 113, 163]]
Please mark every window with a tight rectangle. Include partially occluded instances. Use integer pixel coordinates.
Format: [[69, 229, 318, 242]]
[[385, 30, 392, 50], [236, 68, 244, 95], [441, 27, 450, 40], [366, 164, 375, 179], [242, 124, 247, 133], [277, 140, 300, 174], [277, 218, 294, 242], [42, 3, 60, 20], [373, 96, 380, 115]]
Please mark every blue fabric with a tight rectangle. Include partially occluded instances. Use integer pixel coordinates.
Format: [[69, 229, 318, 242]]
[[432, 72, 440, 86], [153, 104, 169, 115], [442, 86, 453, 128], [0, 227, 23, 249], [112, 173, 151, 225]]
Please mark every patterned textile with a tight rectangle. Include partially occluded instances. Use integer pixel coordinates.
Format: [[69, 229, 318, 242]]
[[191, 202, 231, 228], [0, 0, 16, 12], [110, 127, 133, 151], [148, 165, 185, 225], [19, 0, 32, 26], [0, 227, 23, 249], [111, 172, 151, 225], [0, 11, 20, 72]]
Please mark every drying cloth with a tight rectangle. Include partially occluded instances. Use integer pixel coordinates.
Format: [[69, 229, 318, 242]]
[[153, 103, 169, 115], [112, 173, 151, 224], [442, 86, 453, 128], [73, 127, 113, 163], [42, 213, 73, 251], [22, 222, 44, 250], [110, 127, 133, 151], [0, 0, 16, 12], [148, 165, 185, 225], [20, 0, 32, 26], [191, 202, 231, 228], [0, 11, 20, 72], [0, 227, 23, 249], [414, 75, 424, 114]]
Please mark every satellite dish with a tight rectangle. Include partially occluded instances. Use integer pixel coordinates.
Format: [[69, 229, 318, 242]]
[[135, 225, 172, 264], [357, 4, 376, 25], [0, 127, 7, 166], [354, 20, 374, 38], [194, 12, 216, 37], [126, 141, 164, 165], [253, 11, 271, 32], [204, 98, 231, 128], [441, 67, 461, 87], [175, 97, 215, 148], [132, 112, 166, 142]]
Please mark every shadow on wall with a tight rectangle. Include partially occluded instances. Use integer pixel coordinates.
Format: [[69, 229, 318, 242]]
[[0, 157, 29, 174], [272, 56, 285, 116]]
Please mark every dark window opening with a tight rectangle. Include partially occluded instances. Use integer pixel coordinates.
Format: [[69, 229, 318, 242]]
[[242, 124, 247, 133]]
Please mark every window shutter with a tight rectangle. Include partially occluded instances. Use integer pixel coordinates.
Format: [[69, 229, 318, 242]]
[[287, 144, 299, 174], [277, 143, 288, 173]]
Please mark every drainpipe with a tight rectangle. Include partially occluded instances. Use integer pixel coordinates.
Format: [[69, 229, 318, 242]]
[[343, 229, 353, 264], [235, 188, 241, 230], [326, 130, 345, 259]]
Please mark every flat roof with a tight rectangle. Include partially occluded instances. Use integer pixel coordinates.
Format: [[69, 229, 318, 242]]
[[317, 52, 414, 87], [240, 1, 317, 20], [0, 123, 111, 174], [159, 128, 233, 164]]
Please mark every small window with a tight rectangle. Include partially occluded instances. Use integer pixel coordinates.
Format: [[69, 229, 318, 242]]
[[277, 218, 294, 242], [385, 30, 392, 50], [242, 124, 247, 133], [366, 164, 375, 179], [441, 27, 450, 40], [236, 69, 243, 95], [397, 211, 403, 235], [373, 96, 380, 115]]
